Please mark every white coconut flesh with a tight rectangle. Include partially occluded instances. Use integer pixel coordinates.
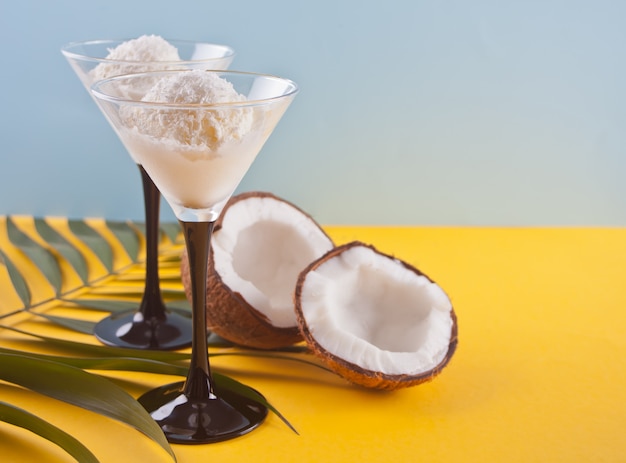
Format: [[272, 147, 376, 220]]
[[212, 196, 334, 328], [298, 245, 454, 376]]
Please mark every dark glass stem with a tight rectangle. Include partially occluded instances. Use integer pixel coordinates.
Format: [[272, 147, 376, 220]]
[[137, 219, 267, 444], [181, 220, 215, 398], [138, 165, 167, 321], [92, 166, 192, 350]]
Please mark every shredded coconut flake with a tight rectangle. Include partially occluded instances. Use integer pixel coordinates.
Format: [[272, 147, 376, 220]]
[[124, 70, 253, 149], [91, 35, 181, 81]]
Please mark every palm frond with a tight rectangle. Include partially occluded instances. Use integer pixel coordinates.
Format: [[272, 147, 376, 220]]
[[0, 215, 306, 463]]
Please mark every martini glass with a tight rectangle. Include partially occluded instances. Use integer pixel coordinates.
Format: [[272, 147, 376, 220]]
[[61, 39, 235, 349], [91, 69, 298, 443]]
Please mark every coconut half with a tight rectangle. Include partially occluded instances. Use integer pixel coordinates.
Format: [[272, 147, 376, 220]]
[[181, 191, 334, 349], [295, 242, 458, 390]]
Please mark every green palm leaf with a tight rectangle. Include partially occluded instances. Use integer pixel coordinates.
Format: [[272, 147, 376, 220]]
[[159, 289, 188, 300], [0, 401, 100, 463], [67, 220, 114, 272], [2, 323, 234, 359], [61, 298, 140, 313], [6, 216, 62, 295], [131, 222, 182, 245], [60, 298, 191, 323], [0, 327, 302, 433], [28, 312, 96, 334], [34, 218, 89, 284], [212, 371, 299, 435], [1, 325, 189, 362], [165, 299, 191, 312], [0, 353, 175, 461], [0, 216, 301, 461], [0, 249, 30, 307], [0, 342, 299, 434], [106, 220, 140, 261], [0, 347, 187, 376], [160, 222, 182, 243]]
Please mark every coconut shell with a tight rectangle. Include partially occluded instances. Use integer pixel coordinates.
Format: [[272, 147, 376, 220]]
[[181, 247, 303, 349], [181, 191, 333, 349], [294, 241, 458, 390]]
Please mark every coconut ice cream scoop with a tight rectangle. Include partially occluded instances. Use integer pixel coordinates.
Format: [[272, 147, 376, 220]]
[[90, 35, 181, 81], [123, 70, 252, 148], [117, 70, 257, 216]]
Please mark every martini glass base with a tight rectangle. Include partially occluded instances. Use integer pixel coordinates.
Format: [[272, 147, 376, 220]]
[[138, 380, 268, 444], [94, 310, 193, 350]]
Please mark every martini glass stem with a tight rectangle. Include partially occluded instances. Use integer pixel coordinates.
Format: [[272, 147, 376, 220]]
[[137, 216, 267, 443], [180, 219, 216, 399], [92, 167, 193, 350], [138, 165, 167, 321]]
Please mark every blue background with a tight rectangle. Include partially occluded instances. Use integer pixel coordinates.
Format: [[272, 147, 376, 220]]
[[1, 0, 625, 225]]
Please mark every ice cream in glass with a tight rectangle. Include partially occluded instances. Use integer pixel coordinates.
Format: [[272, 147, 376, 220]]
[[61, 36, 234, 349], [91, 69, 298, 443]]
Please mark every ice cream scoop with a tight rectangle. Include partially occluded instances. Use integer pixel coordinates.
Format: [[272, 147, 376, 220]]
[[124, 70, 253, 149], [90, 35, 181, 81]]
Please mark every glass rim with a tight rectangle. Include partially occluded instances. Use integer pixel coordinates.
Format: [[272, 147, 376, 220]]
[[60, 38, 235, 65], [90, 69, 299, 109]]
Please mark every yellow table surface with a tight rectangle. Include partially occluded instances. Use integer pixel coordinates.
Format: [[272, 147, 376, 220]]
[[1, 218, 625, 462]]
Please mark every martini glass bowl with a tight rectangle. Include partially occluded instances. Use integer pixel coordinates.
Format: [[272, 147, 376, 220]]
[[91, 69, 298, 443], [61, 39, 234, 350]]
